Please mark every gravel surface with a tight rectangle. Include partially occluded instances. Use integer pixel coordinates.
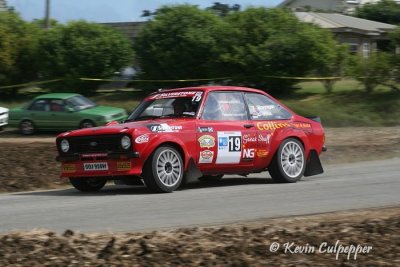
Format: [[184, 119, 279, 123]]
[[0, 207, 398, 266]]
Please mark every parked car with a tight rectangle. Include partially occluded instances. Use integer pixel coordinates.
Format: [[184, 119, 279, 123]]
[[0, 106, 9, 130], [56, 86, 326, 193], [9, 93, 127, 135]]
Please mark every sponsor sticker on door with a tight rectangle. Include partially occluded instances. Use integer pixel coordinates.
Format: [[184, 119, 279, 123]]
[[199, 150, 214, 164]]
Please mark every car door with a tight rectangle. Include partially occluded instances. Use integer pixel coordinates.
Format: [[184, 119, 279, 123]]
[[26, 99, 51, 129], [196, 91, 258, 174], [47, 99, 78, 130], [244, 92, 293, 168]]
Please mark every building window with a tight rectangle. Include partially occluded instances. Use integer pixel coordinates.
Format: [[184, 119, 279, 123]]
[[363, 43, 370, 58], [348, 43, 358, 54]]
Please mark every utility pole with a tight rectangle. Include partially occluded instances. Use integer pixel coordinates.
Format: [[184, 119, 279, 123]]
[[44, 0, 50, 28]]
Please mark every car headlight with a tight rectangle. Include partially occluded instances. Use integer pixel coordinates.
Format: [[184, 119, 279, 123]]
[[121, 136, 131, 150], [60, 139, 70, 153]]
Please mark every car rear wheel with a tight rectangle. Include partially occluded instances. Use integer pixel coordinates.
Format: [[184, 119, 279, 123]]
[[19, 120, 35, 135], [198, 174, 223, 182], [69, 177, 107, 192], [79, 120, 96, 129], [143, 146, 184, 193], [269, 138, 305, 183]]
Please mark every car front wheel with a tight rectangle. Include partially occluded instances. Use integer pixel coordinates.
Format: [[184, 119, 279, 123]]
[[143, 146, 184, 193], [269, 138, 305, 183], [69, 177, 107, 192]]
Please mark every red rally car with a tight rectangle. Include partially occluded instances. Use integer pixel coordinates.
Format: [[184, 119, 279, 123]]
[[56, 86, 326, 193]]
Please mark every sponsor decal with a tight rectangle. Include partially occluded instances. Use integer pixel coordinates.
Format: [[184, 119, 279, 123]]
[[257, 149, 269, 157], [149, 91, 200, 100], [242, 134, 257, 144], [216, 131, 242, 164], [258, 134, 271, 144], [81, 153, 108, 158], [135, 134, 149, 144], [256, 122, 291, 131], [243, 148, 255, 159], [199, 150, 214, 164], [117, 161, 131, 171], [62, 164, 76, 173], [256, 122, 312, 131], [148, 123, 183, 132], [292, 122, 312, 129], [83, 162, 108, 171], [198, 126, 213, 133], [198, 135, 215, 148], [192, 92, 203, 102]]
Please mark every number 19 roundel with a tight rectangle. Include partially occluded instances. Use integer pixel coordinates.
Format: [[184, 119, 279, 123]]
[[216, 131, 242, 164]]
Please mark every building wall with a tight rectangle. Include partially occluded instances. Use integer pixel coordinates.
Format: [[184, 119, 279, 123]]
[[0, 0, 8, 12]]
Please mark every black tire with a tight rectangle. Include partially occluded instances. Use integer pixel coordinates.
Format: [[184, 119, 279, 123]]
[[79, 120, 96, 129], [269, 138, 306, 183], [19, 120, 36, 135], [69, 177, 107, 192], [198, 174, 223, 182], [143, 146, 184, 193]]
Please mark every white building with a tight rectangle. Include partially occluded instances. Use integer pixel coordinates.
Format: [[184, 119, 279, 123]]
[[0, 0, 8, 12], [279, 0, 398, 13]]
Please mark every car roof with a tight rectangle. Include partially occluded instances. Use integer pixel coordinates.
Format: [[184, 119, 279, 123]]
[[153, 85, 265, 94], [34, 93, 80, 100]]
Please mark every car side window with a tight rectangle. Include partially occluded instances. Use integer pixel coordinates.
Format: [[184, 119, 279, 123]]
[[28, 99, 50, 112], [50, 99, 66, 112], [202, 92, 248, 121], [245, 93, 292, 120]]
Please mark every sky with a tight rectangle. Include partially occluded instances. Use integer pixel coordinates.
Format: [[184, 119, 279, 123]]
[[7, 0, 283, 23]]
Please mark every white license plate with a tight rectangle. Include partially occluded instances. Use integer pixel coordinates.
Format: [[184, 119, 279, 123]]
[[83, 162, 108, 171]]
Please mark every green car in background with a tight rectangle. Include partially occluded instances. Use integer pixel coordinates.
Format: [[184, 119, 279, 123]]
[[9, 93, 128, 135]]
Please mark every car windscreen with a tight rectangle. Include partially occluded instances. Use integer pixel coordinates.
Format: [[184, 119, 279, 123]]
[[65, 95, 96, 111], [127, 92, 203, 121]]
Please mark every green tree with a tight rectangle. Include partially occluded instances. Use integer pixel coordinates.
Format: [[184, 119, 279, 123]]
[[38, 20, 134, 93], [354, 0, 400, 25], [219, 8, 344, 91], [0, 11, 40, 96], [134, 5, 229, 89], [347, 53, 392, 92]]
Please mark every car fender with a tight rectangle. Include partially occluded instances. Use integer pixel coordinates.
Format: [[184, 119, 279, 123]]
[[269, 127, 311, 159], [139, 134, 193, 171]]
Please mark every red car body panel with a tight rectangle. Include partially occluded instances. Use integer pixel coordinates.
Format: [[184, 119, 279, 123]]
[[56, 86, 325, 182]]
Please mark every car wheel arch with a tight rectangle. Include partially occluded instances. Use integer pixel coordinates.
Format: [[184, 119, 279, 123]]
[[141, 141, 189, 174], [270, 129, 310, 160]]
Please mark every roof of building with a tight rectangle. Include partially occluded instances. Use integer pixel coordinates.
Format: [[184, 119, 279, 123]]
[[295, 12, 396, 34]]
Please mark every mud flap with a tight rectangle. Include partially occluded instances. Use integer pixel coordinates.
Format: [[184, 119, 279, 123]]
[[304, 150, 324, 177], [183, 158, 203, 184]]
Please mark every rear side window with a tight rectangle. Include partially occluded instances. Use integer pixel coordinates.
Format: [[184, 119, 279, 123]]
[[28, 99, 50, 111], [245, 93, 292, 120], [202, 92, 248, 121]]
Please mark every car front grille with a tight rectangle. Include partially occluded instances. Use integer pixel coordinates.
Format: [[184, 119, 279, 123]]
[[67, 135, 125, 154]]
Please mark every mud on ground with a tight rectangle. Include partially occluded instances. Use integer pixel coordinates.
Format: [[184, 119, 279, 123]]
[[0, 127, 400, 193], [0, 207, 399, 266]]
